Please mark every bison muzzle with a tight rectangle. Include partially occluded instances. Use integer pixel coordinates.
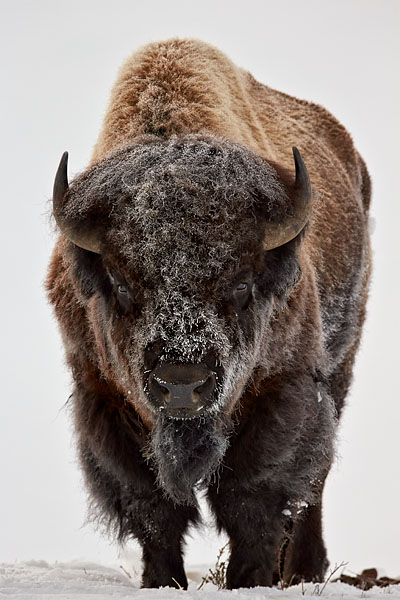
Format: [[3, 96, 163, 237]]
[[47, 38, 371, 590]]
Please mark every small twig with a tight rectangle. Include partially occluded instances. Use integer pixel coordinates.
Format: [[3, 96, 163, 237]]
[[171, 577, 184, 589], [301, 579, 307, 596], [198, 543, 229, 590], [317, 561, 348, 596], [119, 565, 132, 579]]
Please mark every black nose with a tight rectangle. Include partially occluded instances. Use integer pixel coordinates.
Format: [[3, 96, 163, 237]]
[[148, 363, 216, 418]]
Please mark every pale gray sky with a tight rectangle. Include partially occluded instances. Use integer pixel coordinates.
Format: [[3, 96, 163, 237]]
[[0, 0, 399, 575]]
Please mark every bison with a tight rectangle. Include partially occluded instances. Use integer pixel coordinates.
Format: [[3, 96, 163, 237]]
[[46, 38, 371, 589]]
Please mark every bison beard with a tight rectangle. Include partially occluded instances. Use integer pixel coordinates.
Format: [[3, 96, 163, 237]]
[[149, 413, 230, 505]]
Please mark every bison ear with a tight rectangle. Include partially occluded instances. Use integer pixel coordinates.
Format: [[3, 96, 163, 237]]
[[53, 152, 102, 254], [263, 147, 313, 251]]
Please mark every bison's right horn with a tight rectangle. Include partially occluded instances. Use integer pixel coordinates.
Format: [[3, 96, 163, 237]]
[[263, 147, 313, 251], [53, 152, 102, 254]]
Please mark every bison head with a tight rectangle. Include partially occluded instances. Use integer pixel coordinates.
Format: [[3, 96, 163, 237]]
[[53, 134, 312, 503]]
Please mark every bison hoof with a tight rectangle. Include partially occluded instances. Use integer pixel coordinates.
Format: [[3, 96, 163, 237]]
[[227, 564, 273, 589], [141, 567, 188, 589]]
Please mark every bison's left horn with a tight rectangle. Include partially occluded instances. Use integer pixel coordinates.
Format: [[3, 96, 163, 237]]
[[53, 152, 102, 254], [263, 147, 313, 251]]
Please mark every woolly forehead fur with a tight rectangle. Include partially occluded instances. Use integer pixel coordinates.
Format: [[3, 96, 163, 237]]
[[66, 134, 289, 287]]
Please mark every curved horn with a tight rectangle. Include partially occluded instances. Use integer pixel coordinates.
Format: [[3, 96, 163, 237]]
[[53, 152, 101, 253], [263, 147, 313, 251]]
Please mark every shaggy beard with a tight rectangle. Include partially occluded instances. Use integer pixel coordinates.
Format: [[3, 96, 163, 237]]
[[149, 413, 231, 505]]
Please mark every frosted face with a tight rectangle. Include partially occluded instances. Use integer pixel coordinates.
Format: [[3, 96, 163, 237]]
[[63, 135, 298, 420]]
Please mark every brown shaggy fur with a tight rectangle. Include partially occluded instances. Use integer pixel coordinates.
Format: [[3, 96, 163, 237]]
[[91, 38, 370, 301], [47, 38, 371, 590]]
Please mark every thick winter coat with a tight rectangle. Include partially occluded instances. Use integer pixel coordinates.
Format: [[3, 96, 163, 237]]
[[46, 39, 371, 589]]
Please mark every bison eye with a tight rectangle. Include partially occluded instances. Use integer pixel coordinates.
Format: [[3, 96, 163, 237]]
[[231, 274, 253, 310], [113, 282, 140, 316], [235, 282, 248, 293]]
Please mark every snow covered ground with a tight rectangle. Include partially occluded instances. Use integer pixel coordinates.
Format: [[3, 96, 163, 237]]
[[1, 558, 399, 600]]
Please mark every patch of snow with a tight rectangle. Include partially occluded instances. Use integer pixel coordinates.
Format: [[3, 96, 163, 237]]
[[0, 560, 400, 599]]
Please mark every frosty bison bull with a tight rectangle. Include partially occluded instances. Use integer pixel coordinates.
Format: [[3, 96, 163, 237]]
[[47, 39, 371, 589]]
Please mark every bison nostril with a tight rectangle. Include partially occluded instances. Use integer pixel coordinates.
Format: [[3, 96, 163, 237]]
[[150, 375, 171, 405], [193, 374, 215, 401], [147, 364, 216, 416], [158, 384, 171, 404]]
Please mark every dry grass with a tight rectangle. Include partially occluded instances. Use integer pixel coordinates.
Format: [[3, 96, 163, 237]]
[[197, 546, 399, 596], [198, 543, 229, 590]]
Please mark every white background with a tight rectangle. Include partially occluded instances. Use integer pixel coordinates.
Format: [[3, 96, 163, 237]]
[[0, 0, 399, 577]]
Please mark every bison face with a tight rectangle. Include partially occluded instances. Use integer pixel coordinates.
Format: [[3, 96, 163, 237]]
[[53, 134, 311, 502], [106, 262, 265, 421], [144, 269, 256, 419]]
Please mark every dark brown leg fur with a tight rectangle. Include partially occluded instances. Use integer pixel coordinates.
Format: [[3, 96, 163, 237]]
[[208, 484, 288, 589], [283, 345, 359, 585], [283, 502, 328, 584]]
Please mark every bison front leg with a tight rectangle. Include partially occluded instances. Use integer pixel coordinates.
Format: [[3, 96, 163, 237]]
[[79, 442, 198, 589], [138, 496, 198, 589], [282, 489, 329, 584], [208, 485, 287, 588]]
